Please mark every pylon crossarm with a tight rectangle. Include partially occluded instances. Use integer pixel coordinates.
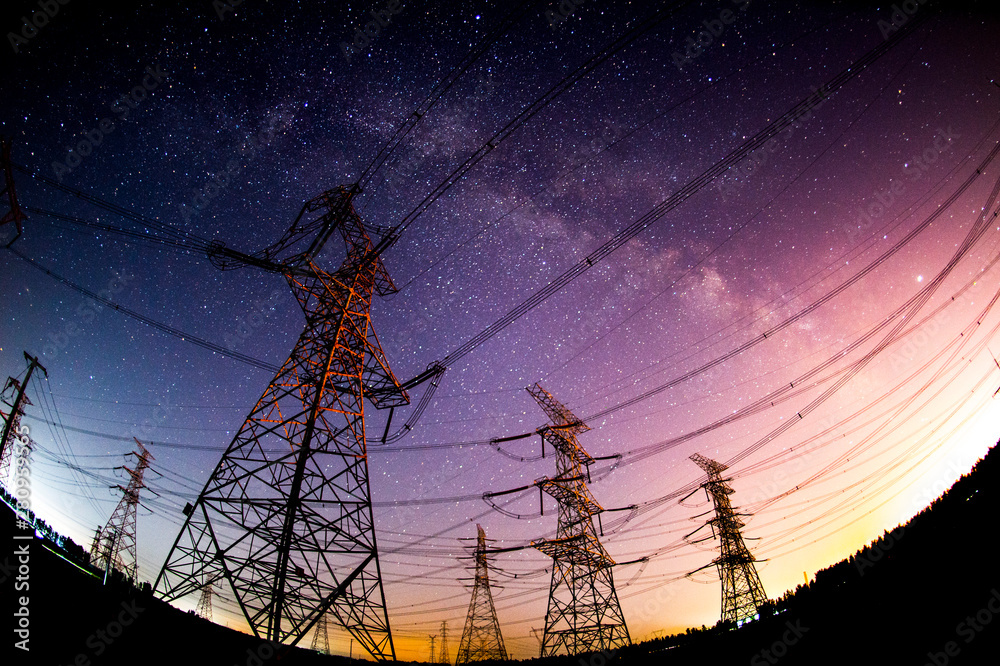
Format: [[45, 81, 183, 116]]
[[538, 427, 594, 464], [537, 478, 604, 515]]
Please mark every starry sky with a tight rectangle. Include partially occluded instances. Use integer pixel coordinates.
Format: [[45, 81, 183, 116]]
[[4, 0, 1000, 660]]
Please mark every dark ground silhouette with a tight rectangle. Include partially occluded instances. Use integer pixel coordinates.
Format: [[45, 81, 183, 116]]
[[4, 442, 1000, 665]]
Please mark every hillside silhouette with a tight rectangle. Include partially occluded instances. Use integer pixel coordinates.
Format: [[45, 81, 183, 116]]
[[4, 443, 1000, 665]]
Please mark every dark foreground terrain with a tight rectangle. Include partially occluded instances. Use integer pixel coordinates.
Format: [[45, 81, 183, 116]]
[[4, 443, 1000, 666]]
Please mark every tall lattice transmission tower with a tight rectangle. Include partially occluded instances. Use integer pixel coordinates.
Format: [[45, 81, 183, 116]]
[[689, 453, 768, 625], [0, 353, 45, 489], [311, 613, 331, 655], [456, 525, 507, 664], [0, 379, 29, 488], [439, 620, 450, 665], [91, 438, 154, 583], [154, 187, 409, 659], [528, 384, 630, 657], [197, 585, 215, 621]]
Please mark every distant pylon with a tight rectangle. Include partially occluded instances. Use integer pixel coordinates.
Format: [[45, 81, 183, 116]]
[[154, 187, 409, 659], [527, 384, 631, 657], [88, 526, 103, 564], [439, 620, 450, 665], [311, 614, 330, 655], [197, 585, 214, 621], [456, 525, 507, 664], [530, 628, 543, 655], [92, 438, 154, 583], [429, 634, 437, 663], [689, 453, 768, 625]]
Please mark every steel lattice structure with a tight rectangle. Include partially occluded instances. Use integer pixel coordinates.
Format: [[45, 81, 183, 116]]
[[456, 524, 507, 664], [92, 438, 154, 583], [0, 379, 28, 488], [0, 353, 45, 489], [154, 187, 409, 659], [197, 584, 215, 621], [310, 613, 330, 655], [689, 453, 768, 625], [528, 384, 630, 657], [439, 620, 450, 665]]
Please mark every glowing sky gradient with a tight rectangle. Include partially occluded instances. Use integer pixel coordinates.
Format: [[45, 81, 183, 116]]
[[3, 0, 1000, 660]]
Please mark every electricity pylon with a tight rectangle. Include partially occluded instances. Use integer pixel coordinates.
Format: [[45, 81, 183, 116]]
[[528, 384, 630, 657], [311, 613, 331, 655], [92, 438, 154, 583], [0, 380, 28, 488], [439, 620, 450, 665], [456, 525, 507, 664], [689, 453, 768, 625], [88, 527, 103, 564], [0, 352, 45, 488], [154, 187, 409, 659], [197, 584, 215, 621]]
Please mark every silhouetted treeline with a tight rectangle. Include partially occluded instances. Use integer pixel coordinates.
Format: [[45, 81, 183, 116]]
[[5, 443, 1000, 665]]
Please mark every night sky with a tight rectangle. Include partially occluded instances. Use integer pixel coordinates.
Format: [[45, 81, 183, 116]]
[[3, 0, 1000, 660]]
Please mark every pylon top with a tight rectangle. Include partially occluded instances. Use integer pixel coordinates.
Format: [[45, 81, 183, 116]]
[[690, 453, 728, 477], [527, 383, 590, 434]]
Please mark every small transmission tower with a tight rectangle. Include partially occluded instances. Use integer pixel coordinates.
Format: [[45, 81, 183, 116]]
[[689, 453, 768, 625], [155, 187, 409, 659], [429, 634, 437, 663], [92, 438, 154, 583], [197, 584, 215, 621], [439, 620, 450, 665], [311, 613, 331, 655], [88, 526, 103, 564], [528, 384, 630, 657], [456, 524, 507, 664]]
